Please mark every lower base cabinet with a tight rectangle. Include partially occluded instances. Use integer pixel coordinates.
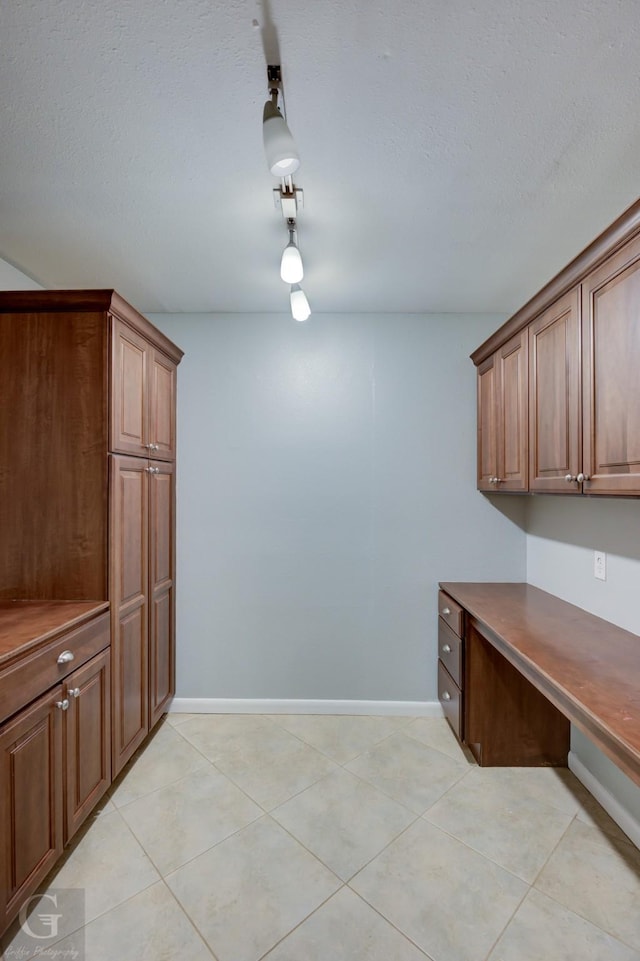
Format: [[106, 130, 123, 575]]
[[0, 689, 64, 930], [0, 610, 111, 936], [437, 586, 570, 767]]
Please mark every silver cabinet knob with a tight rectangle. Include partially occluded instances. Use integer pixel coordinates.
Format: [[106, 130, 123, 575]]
[[152, 443, 160, 451], [143, 443, 153, 449], [57, 650, 74, 665], [442, 691, 451, 701], [494, 478, 502, 484], [441, 607, 451, 615], [565, 474, 576, 482], [442, 643, 452, 653], [577, 473, 589, 483], [69, 688, 81, 698], [56, 698, 70, 711]]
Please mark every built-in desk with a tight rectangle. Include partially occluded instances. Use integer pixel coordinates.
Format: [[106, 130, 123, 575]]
[[438, 582, 640, 787]]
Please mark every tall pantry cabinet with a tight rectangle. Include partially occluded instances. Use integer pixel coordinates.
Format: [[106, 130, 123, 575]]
[[0, 291, 183, 777]]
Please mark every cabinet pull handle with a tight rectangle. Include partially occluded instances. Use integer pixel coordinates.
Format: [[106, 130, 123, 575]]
[[57, 650, 74, 665], [68, 687, 81, 698], [441, 607, 451, 615], [56, 698, 70, 711], [577, 473, 589, 483], [442, 643, 452, 653], [565, 474, 576, 483], [442, 691, 451, 701]]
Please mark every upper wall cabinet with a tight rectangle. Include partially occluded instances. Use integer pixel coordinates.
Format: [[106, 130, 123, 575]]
[[472, 197, 640, 497], [477, 330, 528, 492], [582, 233, 640, 494], [529, 288, 581, 493], [111, 318, 177, 461]]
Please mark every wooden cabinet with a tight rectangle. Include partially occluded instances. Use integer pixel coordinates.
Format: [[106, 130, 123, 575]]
[[473, 197, 640, 497], [582, 232, 640, 494], [0, 291, 182, 936], [0, 689, 63, 932], [0, 604, 109, 934], [64, 648, 111, 842], [477, 329, 528, 492], [111, 318, 177, 462], [529, 288, 581, 492], [110, 456, 175, 774], [437, 591, 465, 740], [0, 291, 182, 780]]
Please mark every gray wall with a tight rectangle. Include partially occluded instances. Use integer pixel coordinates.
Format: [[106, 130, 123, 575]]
[[151, 312, 526, 702], [526, 496, 640, 822]]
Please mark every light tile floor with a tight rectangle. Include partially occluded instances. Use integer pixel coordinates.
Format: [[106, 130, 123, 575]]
[[3, 714, 640, 961]]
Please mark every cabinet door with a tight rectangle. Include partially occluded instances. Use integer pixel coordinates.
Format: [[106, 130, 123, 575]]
[[529, 288, 581, 492], [64, 649, 111, 842], [496, 329, 528, 491], [477, 354, 498, 490], [149, 350, 177, 461], [111, 318, 150, 456], [582, 233, 640, 494], [110, 455, 149, 775], [0, 689, 64, 931], [148, 461, 175, 729]]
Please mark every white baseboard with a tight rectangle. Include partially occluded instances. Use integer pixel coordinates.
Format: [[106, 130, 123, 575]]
[[169, 698, 443, 717], [569, 751, 640, 849]]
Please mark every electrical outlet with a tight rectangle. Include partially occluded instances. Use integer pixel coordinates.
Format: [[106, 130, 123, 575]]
[[594, 550, 606, 581]]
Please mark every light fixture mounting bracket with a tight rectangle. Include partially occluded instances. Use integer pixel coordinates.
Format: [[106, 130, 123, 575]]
[[267, 64, 282, 85], [273, 186, 304, 219]]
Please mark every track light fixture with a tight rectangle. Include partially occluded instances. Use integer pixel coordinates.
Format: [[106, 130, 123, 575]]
[[280, 224, 303, 284], [262, 65, 311, 321], [290, 284, 311, 322]]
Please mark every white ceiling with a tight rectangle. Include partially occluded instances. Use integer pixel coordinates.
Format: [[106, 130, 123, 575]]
[[1, 0, 639, 315]]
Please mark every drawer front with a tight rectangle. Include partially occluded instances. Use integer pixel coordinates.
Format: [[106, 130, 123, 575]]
[[0, 612, 110, 726], [438, 591, 464, 638], [438, 660, 463, 741], [438, 618, 463, 688]]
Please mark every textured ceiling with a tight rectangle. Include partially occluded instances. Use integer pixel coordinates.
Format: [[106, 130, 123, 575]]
[[1, 0, 639, 315]]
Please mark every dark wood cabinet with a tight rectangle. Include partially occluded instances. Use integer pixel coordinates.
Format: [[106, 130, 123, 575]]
[[149, 461, 176, 728], [473, 197, 640, 497], [477, 329, 528, 492], [582, 232, 640, 494], [0, 689, 64, 932], [110, 455, 176, 774], [528, 287, 582, 493], [64, 648, 111, 843], [111, 318, 177, 462], [0, 604, 109, 933], [437, 591, 465, 740], [0, 291, 182, 936], [110, 456, 150, 772]]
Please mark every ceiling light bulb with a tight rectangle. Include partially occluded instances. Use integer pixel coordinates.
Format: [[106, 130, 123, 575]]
[[290, 284, 311, 322], [263, 99, 300, 178], [280, 230, 304, 284]]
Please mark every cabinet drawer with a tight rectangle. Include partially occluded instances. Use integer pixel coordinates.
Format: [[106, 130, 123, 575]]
[[0, 612, 110, 726], [438, 619, 463, 688], [438, 660, 463, 741], [438, 591, 463, 638]]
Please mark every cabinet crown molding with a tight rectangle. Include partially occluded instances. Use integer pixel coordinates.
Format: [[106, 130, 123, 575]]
[[471, 195, 640, 366]]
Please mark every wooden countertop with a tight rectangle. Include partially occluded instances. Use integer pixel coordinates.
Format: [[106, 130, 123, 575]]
[[440, 582, 640, 786], [0, 600, 109, 667]]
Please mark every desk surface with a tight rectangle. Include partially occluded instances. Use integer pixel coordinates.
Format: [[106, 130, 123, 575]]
[[440, 582, 640, 786], [0, 600, 109, 666]]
